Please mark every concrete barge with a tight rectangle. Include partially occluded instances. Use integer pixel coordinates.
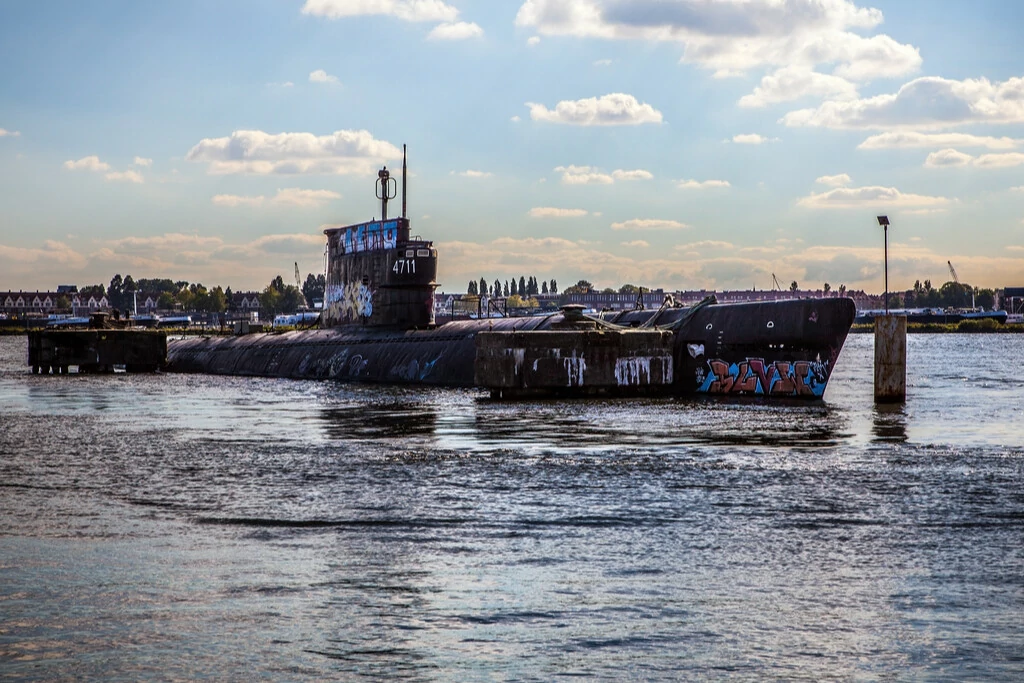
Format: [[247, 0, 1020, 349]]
[[28, 325, 167, 374]]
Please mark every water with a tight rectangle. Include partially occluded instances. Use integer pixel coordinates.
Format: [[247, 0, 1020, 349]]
[[1, 333, 1022, 680]]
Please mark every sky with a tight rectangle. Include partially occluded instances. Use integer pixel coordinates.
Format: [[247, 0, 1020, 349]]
[[1, 0, 1023, 295]]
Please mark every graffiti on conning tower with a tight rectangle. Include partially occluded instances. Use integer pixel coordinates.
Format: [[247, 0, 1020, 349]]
[[324, 281, 374, 324]]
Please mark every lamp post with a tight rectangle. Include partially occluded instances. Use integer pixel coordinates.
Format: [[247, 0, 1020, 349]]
[[877, 215, 889, 313], [873, 214, 905, 403]]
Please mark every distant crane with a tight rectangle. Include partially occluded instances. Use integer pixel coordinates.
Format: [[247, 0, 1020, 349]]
[[294, 262, 301, 290], [948, 260, 975, 308], [771, 273, 782, 292]]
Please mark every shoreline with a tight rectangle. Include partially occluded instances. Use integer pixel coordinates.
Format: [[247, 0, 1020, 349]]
[[848, 320, 1022, 333]]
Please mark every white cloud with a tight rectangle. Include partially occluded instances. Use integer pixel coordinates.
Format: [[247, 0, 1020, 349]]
[[0, 128, 20, 137], [428, 21, 483, 40], [266, 81, 295, 88], [272, 188, 342, 206], [527, 93, 663, 126], [555, 165, 610, 185], [621, 240, 649, 248], [301, 0, 458, 23], [529, 207, 589, 218], [782, 75, 1024, 130], [213, 188, 341, 208], [309, 69, 340, 84], [815, 173, 851, 187], [612, 169, 653, 181], [555, 165, 653, 184], [925, 149, 1024, 169], [610, 218, 689, 231], [971, 153, 1024, 168], [731, 133, 775, 145], [63, 155, 111, 172], [451, 169, 493, 178], [514, 0, 920, 82], [1011, 186, 1024, 193], [740, 245, 786, 255], [797, 185, 953, 208], [900, 208, 948, 215], [302, 0, 482, 46], [677, 179, 730, 189], [240, 233, 327, 254], [105, 170, 145, 184], [66, 156, 147, 183], [213, 194, 266, 207], [132, 156, 153, 167], [593, 59, 612, 67], [186, 129, 400, 175], [739, 66, 858, 108], [0, 241, 90, 287], [510, 115, 521, 122], [923, 148, 973, 168], [675, 240, 734, 250], [95, 233, 225, 261], [0, 240, 85, 267], [858, 131, 1021, 150], [527, 36, 541, 46], [81, 232, 327, 283]]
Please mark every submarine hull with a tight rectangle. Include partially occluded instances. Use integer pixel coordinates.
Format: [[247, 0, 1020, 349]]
[[167, 297, 856, 399]]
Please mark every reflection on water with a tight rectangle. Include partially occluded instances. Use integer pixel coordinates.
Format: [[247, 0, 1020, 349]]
[[320, 401, 439, 441], [314, 393, 854, 454], [873, 403, 909, 444], [468, 397, 852, 451]]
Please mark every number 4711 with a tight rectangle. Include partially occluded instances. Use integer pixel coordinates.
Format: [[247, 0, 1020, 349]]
[[393, 258, 416, 275]]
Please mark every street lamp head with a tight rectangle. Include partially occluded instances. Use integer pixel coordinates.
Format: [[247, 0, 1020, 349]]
[[877, 215, 890, 226]]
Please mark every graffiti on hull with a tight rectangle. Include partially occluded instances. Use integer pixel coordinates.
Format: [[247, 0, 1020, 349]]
[[696, 357, 830, 397], [324, 281, 374, 325]]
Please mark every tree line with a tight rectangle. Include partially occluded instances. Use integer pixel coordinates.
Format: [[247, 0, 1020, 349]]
[[64, 272, 328, 316], [462, 277, 997, 311], [466, 276, 558, 298], [898, 279, 995, 310]]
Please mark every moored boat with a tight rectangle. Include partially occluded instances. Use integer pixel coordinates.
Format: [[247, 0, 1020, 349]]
[[855, 308, 1007, 325], [167, 151, 856, 399]]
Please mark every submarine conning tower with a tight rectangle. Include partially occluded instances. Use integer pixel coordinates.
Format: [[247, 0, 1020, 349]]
[[321, 148, 438, 329]]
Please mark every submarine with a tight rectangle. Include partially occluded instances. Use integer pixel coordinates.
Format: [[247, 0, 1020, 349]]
[[167, 148, 856, 399]]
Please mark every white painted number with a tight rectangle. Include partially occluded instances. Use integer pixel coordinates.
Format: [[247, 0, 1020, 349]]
[[392, 258, 416, 275]]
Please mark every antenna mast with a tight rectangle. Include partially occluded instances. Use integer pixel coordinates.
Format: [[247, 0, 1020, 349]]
[[376, 164, 397, 221], [402, 144, 407, 219]]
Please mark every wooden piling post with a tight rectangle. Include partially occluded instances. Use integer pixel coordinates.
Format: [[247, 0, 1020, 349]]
[[874, 314, 906, 403]]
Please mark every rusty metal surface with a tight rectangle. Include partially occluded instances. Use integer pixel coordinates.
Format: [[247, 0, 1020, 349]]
[[168, 316, 552, 386], [475, 329, 674, 398], [322, 218, 438, 329], [167, 298, 856, 399], [28, 329, 167, 373]]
